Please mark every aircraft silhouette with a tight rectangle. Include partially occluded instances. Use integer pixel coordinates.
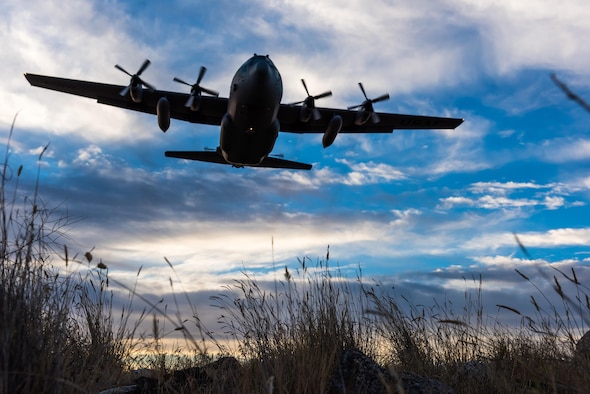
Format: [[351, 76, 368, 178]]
[[24, 54, 463, 170]]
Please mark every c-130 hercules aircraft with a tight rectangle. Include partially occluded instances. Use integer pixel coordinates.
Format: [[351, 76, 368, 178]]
[[24, 54, 463, 170]]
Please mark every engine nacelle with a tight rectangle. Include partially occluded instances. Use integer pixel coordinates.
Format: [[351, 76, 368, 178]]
[[189, 92, 202, 112], [130, 85, 143, 103], [322, 115, 343, 148], [157, 97, 170, 132], [299, 106, 313, 123], [354, 107, 372, 126]]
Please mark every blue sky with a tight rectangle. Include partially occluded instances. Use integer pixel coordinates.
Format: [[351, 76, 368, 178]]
[[2, 0, 590, 334]]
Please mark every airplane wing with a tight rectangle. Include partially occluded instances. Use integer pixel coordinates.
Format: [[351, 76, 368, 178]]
[[277, 104, 463, 133], [24, 74, 462, 133], [23, 74, 227, 126]]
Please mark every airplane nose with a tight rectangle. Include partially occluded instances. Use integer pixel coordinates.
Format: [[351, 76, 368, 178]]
[[250, 61, 271, 82]]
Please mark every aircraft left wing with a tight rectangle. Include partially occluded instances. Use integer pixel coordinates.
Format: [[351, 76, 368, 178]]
[[23, 74, 228, 126], [277, 104, 463, 133]]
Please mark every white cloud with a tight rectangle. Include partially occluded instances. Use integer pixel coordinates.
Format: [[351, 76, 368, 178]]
[[448, 0, 590, 75], [439, 180, 574, 211], [470, 181, 548, 194], [531, 139, 590, 163], [519, 228, 590, 248], [543, 196, 565, 210], [462, 228, 590, 252], [270, 160, 406, 189], [1, 0, 161, 142]]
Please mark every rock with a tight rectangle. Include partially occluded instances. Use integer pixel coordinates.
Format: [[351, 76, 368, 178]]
[[400, 371, 455, 394], [101, 353, 455, 394], [98, 385, 142, 394], [453, 360, 489, 391], [171, 365, 211, 388], [99, 356, 242, 394], [327, 349, 400, 393], [327, 348, 455, 394]]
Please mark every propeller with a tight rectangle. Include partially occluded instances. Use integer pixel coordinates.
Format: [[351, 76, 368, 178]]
[[290, 79, 332, 120], [347, 82, 390, 123], [115, 59, 155, 97], [174, 66, 219, 109]]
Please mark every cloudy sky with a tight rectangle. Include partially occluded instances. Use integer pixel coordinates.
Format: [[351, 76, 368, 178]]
[[2, 0, 590, 337]]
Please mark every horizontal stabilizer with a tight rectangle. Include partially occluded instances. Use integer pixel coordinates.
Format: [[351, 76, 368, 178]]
[[258, 156, 312, 170], [165, 150, 228, 165], [165, 150, 312, 170]]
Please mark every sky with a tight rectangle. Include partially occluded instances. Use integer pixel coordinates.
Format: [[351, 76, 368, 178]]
[[2, 0, 590, 341]]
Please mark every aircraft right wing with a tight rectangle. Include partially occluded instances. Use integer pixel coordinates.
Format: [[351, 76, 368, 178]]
[[23, 74, 228, 126], [277, 104, 463, 134]]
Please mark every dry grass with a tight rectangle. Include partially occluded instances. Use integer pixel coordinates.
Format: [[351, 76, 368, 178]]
[[0, 117, 132, 393], [3, 117, 590, 393], [211, 255, 377, 392]]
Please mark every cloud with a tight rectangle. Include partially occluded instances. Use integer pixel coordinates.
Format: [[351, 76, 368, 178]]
[[532, 138, 590, 163], [448, 0, 590, 75], [268, 159, 406, 190], [461, 228, 590, 253], [438, 180, 575, 211], [1, 0, 163, 142], [470, 181, 549, 194]]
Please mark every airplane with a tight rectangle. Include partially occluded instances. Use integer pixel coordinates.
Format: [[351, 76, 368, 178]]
[[24, 54, 463, 170]]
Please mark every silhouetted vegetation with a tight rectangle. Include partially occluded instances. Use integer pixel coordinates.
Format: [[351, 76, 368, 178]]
[[0, 117, 130, 393]]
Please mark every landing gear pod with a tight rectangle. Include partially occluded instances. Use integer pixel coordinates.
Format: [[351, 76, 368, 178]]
[[157, 97, 170, 132], [322, 115, 343, 148]]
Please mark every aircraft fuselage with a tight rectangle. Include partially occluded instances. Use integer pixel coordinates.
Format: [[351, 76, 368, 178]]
[[219, 54, 283, 167]]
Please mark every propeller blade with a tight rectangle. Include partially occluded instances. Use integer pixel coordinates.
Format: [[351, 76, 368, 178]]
[[301, 79, 310, 96], [372, 93, 390, 104], [200, 86, 219, 97], [185, 94, 195, 108], [173, 77, 191, 86], [371, 112, 381, 124], [358, 82, 368, 100], [315, 91, 333, 100], [119, 84, 131, 97], [140, 79, 156, 91], [137, 59, 151, 76], [115, 64, 132, 77], [196, 66, 206, 85], [312, 108, 321, 121]]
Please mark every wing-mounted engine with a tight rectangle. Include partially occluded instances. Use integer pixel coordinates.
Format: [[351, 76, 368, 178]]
[[347, 82, 390, 126], [115, 59, 155, 103], [290, 79, 332, 122], [173, 66, 219, 111], [322, 115, 343, 148]]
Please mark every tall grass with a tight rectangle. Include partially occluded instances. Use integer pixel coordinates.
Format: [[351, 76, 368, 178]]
[[212, 254, 377, 392], [0, 117, 130, 393]]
